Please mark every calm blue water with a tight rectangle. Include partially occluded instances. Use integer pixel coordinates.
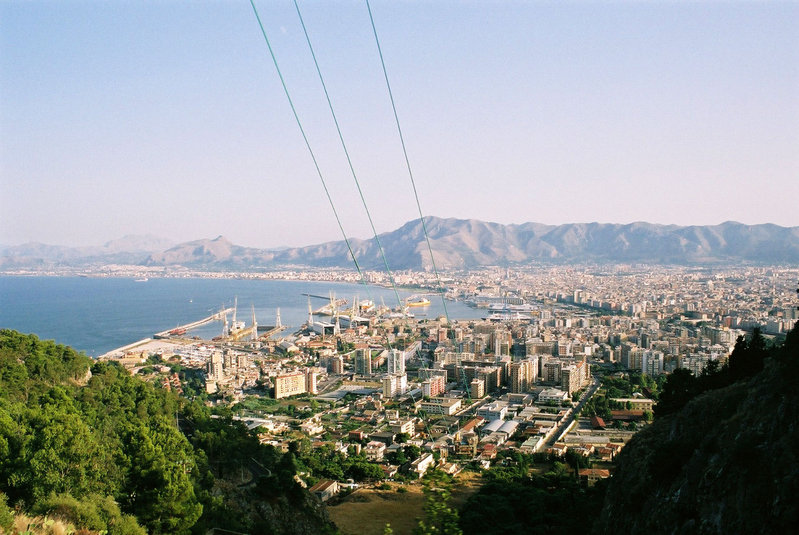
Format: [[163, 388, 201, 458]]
[[0, 276, 482, 356]]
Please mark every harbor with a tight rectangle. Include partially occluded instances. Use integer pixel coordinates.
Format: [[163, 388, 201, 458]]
[[0, 277, 482, 358], [101, 298, 294, 361]]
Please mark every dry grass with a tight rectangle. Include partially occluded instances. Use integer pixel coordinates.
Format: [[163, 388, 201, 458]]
[[4, 514, 85, 535], [328, 483, 426, 535], [327, 472, 483, 535]]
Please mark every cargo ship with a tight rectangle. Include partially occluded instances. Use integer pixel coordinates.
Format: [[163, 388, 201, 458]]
[[405, 295, 431, 307]]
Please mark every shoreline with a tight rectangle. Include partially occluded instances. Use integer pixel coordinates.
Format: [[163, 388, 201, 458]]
[[0, 270, 450, 297]]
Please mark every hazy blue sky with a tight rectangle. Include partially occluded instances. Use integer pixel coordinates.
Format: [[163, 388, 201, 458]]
[[2, 1, 797, 249]]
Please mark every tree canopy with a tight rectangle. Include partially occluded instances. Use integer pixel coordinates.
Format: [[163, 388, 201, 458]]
[[0, 330, 332, 534]]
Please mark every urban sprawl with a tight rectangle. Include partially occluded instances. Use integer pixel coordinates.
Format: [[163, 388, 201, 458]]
[[98, 264, 798, 499]]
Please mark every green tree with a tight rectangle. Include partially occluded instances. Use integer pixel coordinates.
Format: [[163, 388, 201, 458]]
[[346, 460, 385, 481], [414, 487, 462, 535], [729, 328, 767, 380], [0, 492, 13, 533], [654, 369, 697, 417], [34, 494, 146, 535], [124, 423, 202, 534], [25, 405, 104, 500]]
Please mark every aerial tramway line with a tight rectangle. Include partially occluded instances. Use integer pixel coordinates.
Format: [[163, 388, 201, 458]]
[[248, 0, 450, 324]]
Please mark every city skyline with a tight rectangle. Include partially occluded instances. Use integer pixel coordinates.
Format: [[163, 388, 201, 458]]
[[2, 1, 797, 249]]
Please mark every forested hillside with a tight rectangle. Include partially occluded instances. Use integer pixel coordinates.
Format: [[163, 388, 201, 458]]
[[0, 330, 333, 534], [594, 323, 799, 534]]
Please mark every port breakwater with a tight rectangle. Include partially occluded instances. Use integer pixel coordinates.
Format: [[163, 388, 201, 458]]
[[154, 307, 234, 338]]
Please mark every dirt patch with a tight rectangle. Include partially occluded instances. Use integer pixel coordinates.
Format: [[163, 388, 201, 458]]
[[328, 483, 425, 535], [327, 472, 484, 535], [448, 470, 483, 508]]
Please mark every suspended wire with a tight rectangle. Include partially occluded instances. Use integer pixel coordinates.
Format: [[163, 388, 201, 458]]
[[249, 1, 399, 341], [293, 0, 403, 311], [248, 0, 369, 297], [365, 0, 450, 323]]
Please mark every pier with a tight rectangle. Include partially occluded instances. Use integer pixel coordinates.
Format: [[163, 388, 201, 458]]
[[257, 324, 288, 338], [313, 298, 348, 315], [302, 293, 334, 300], [154, 307, 234, 339], [227, 324, 288, 342]]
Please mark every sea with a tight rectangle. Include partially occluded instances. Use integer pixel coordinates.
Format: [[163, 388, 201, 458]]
[[0, 276, 483, 357]]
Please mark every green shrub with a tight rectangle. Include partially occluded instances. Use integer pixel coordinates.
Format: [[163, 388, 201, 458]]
[[0, 493, 13, 533], [33, 494, 146, 535]]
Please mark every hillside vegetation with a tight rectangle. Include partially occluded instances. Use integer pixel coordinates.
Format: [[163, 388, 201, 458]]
[[594, 323, 799, 533], [0, 329, 333, 534]]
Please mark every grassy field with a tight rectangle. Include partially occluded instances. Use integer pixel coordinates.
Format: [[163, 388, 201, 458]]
[[327, 472, 483, 535]]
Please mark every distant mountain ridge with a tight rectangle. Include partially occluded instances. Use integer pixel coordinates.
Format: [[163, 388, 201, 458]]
[[0, 234, 174, 269], [3, 218, 799, 270]]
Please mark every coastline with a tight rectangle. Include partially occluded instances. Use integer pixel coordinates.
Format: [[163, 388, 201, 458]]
[[0, 266, 441, 291], [0, 276, 475, 358]]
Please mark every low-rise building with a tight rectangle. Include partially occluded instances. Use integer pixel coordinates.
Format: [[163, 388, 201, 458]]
[[410, 453, 435, 477], [390, 419, 416, 436], [520, 435, 544, 453], [477, 401, 508, 421], [300, 419, 324, 436], [309, 480, 339, 502], [538, 388, 569, 404], [420, 397, 462, 416], [611, 397, 655, 411], [364, 440, 386, 461], [578, 468, 611, 486]]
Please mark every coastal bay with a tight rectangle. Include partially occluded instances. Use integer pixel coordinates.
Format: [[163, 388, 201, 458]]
[[0, 276, 481, 357]]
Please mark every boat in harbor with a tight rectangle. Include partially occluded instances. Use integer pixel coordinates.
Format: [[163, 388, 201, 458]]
[[359, 299, 376, 314], [405, 295, 431, 307]]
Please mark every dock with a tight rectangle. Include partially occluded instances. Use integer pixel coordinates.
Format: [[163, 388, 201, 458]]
[[228, 324, 288, 341], [257, 324, 288, 338], [154, 307, 234, 339], [227, 325, 256, 341], [302, 293, 334, 300], [313, 298, 348, 315]]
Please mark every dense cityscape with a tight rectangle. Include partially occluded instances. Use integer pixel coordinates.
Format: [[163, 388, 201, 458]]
[[3, 0, 797, 532], [61, 263, 793, 533]]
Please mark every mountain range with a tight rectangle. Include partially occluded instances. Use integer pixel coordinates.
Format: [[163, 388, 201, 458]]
[[0, 235, 175, 269], [3, 217, 799, 270]]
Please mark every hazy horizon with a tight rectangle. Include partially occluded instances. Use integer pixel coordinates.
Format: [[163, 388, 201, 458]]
[[3, 216, 799, 251], [2, 1, 797, 249]]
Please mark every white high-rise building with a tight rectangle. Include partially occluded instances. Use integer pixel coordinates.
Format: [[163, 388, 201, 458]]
[[208, 352, 224, 382], [642, 350, 664, 376], [388, 349, 405, 375], [383, 373, 408, 398]]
